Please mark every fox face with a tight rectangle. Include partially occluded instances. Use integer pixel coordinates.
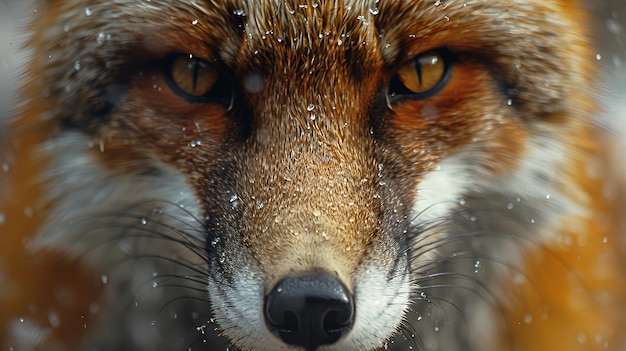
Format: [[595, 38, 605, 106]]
[[1, 0, 625, 350]]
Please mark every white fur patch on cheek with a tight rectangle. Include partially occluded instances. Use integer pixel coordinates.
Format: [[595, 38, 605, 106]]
[[332, 262, 410, 351], [412, 128, 584, 231], [208, 269, 294, 351], [32, 132, 203, 257], [412, 153, 474, 224], [4, 318, 51, 350]]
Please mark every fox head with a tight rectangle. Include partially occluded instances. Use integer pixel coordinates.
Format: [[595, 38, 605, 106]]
[[4, 0, 624, 350]]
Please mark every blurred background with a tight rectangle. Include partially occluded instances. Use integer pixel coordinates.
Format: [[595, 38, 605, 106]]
[[1, 0, 625, 136]]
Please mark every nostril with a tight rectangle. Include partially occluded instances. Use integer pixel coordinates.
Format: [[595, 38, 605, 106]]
[[264, 272, 354, 350]]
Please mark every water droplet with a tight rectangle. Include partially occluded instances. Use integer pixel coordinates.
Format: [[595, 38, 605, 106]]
[[434, 0, 441, 5], [369, 7, 379, 15], [459, 198, 466, 205], [523, 314, 533, 324], [313, 209, 321, 217], [507, 202, 514, 210], [233, 9, 245, 16], [307, 104, 315, 111], [595, 53, 602, 61], [191, 19, 198, 25], [96, 32, 106, 44], [473, 260, 481, 273], [19, 317, 24, 323], [152, 281, 158, 288], [84, 7, 92, 16], [101, 275, 108, 284], [606, 18, 623, 35], [244, 73, 264, 93], [48, 312, 60, 327]]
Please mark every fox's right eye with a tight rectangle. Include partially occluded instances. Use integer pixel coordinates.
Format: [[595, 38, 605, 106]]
[[165, 54, 233, 105]]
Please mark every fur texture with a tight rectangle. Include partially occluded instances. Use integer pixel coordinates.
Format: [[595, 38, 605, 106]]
[[1, 0, 625, 350]]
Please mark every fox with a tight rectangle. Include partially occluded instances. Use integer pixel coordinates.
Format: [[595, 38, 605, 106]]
[[1, 0, 625, 350]]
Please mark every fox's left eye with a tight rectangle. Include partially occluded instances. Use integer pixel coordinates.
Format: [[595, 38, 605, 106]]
[[165, 54, 233, 104], [388, 49, 454, 100]]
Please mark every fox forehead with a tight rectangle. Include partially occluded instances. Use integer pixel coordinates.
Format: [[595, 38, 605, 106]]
[[32, 0, 589, 133]]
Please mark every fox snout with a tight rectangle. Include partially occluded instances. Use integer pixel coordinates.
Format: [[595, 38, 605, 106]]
[[202, 62, 414, 350]]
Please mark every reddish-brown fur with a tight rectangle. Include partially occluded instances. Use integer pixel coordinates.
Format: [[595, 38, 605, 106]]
[[1, 0, 625, 350]]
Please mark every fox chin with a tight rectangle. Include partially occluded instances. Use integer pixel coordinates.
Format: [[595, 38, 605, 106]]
[[1, 0, 625, 350]]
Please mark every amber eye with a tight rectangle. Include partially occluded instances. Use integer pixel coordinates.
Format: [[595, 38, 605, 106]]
[[388, 49, 454, 100], [165, 54, 232, 104]]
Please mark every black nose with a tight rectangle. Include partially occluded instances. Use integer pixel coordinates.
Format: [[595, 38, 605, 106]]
[[264, 273, 355, 350]]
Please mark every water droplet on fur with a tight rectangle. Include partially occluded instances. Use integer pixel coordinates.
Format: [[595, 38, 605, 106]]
[[84, 7, 92, 16], [140, 218, 147, 225], [307, 104, 315, 111], [244, 73, 264, 93], [96, 32, 106, 44], [19, 317, 24, 323], [530, 218, 535, 224], [474, 260, 481, 273], [507, 202, 514, 210], [523, 314, 533, 324], [233, 9, 246, 16], [606, 18, 623, 35], [434, 0, 441, 5], [459, 198, 466, 205], [596, 53, 602, 61], [48, 312, 60, 327], [421, 104, 439, 122], [369, 6, 379, 15], [101, 275, 108, 284], [191, 19, 198, 25], [152, 282, 158, 288]]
